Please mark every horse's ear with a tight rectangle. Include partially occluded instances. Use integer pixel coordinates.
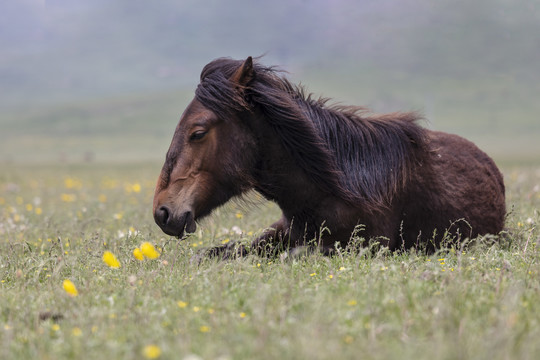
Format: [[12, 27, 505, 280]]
[[231, 56, 254, 86]]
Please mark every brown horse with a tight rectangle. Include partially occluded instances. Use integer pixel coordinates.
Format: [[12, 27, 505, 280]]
[[153, 56, 506, 254]]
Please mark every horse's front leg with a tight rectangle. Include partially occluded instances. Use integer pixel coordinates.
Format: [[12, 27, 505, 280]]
[[250, 215, 290, 255], [195, 215, 290, 260]]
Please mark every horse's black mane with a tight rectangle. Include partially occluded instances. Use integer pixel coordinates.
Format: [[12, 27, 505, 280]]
[[195, 57, 428, 212]]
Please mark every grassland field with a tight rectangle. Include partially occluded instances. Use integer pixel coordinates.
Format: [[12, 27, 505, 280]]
[[1, 161, 539, 360]]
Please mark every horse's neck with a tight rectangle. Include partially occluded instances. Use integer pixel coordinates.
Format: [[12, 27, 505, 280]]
[[251, 119, 327, 213]]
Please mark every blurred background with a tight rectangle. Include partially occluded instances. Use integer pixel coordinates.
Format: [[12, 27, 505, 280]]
[[1, 0, 539, 164]]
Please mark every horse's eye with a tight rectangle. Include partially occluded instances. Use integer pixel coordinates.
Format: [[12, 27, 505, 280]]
[[190, 130, 207, 141]]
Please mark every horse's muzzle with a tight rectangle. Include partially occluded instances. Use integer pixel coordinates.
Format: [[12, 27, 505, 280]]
[[154, 206, 197, 238]]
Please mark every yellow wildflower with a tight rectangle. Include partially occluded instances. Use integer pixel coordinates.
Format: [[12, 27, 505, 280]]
[[60, 193, 76, 202], [63, 279, 78, 297], [235, 211, 243, 219], [103, 251, 121, 268], [177, 301, 188, 308], [140, 242, 160, 259], [124, 182, 141, 194], [133, 248, 144, 261], [64, 177, 82, 190], [347, 300, 357, 306], [199, 325, 210, 333], [142, 344, 161, 359], [72, 327, 82, 337]]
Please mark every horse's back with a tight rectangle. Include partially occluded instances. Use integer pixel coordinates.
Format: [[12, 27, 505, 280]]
[[402, 130, 505, 248]]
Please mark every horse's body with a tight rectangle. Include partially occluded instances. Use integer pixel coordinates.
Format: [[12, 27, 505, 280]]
[[153, 57, 505, 253]]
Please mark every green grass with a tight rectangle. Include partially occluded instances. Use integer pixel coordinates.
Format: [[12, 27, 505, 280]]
[[1, 163, 539, 359]]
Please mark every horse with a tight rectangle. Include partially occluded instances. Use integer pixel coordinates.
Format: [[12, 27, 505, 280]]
[[153, 56, 506, 255]]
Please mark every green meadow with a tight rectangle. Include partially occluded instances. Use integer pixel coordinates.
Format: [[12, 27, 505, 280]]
[[1, 162, 539, 359]]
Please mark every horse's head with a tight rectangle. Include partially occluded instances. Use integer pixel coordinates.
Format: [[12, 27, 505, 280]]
[[153, 57, 258, 237]]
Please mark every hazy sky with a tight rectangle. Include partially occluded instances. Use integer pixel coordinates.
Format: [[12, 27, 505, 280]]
[[2, 1, 539, 108]]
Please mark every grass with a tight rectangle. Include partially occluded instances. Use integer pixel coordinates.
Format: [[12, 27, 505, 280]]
[[1, 162, 539, 359]]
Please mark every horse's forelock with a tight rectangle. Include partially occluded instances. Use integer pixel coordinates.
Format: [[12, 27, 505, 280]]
[[196, 57, 289, 115], [196, 69, 247, 116]]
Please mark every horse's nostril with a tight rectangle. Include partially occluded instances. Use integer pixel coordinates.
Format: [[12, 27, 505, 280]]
[[156, 206, 170, 227]]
